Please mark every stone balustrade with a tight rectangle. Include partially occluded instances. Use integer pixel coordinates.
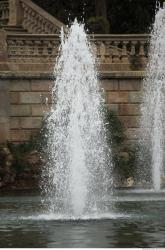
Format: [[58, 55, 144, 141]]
[[7, 34, 60, 63], [21, 0, 64, 34], [92, 34, 148, 64], [6, 33, 149, 71], [0, 1, 9, 25], [0, 0, 64, 33]]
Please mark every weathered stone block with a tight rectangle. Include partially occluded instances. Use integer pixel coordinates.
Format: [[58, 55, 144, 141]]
[[128, 92, 142, 103], [0, 124, 10, 143], [31, 80, 53, 91], [101, 80, 118, 91], [119, 116, 140, 128], [10, 92, 20, 104], [20, 92, 41, 104], [20, 117, 42, 129], [125, 128, 140, 140], [10, 80, 30, 91], [119, 104, 140, 115], [10, 105, 31, 116], [40, 93, 52, 104], [106, 104, 118, 113], [107, 92, 129, 103], [20, 92, 51, 104], [31, 105, 50, 116], [10, 130, 32, 142], [10, 117, 20, 129], [119, 79, 142, 91]]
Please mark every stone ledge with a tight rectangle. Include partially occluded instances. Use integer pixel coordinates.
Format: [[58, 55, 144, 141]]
[[0, 71, 145, 80]]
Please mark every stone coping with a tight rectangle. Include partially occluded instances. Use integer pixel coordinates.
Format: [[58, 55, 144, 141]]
[[0, 71, 145, 80]]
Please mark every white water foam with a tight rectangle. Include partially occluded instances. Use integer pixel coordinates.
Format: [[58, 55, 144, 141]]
[[138, 6, 165, 191], [41, 20, 113, 219]]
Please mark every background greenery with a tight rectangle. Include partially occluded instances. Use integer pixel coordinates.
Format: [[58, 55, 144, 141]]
[[33, 0, 164, 33]]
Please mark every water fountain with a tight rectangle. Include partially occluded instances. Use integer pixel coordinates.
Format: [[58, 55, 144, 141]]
[[41, 20, 113, 219], [138, 4, 165, 191]]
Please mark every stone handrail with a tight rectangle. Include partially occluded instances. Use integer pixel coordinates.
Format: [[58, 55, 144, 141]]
[[0, 0, 64, 33], [0, 1, 9, 25], [20, 0, 64, 34], [91, 34, 149, 64], [6, 33, 149, 70]]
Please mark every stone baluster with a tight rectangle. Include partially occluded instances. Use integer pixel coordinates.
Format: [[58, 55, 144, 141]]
[[0, 30, 7, 61], [27, 40, 34, 57], [104, 41, 113, 63], [9, 0, 23, 26], [16, 40, 23, 56], [33, 40, 40, 58], [130, 41, 137, 56], [121, 41, 129, 63], [4, 6, 9, 21], [100, 41, 106, 63], [42, 40, 49, 57], [0, 2, 9, 22], [113, 41, 120, 63], [139, 40, 147, 63], [29, 11, 35, 33], [37, 16, 44, 33], [22, 4, 28, 28], [95, 41, 101, 60], [25, 8, 32, 31]]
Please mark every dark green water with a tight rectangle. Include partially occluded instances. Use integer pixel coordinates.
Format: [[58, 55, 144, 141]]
[[0, 190, 165, 248]]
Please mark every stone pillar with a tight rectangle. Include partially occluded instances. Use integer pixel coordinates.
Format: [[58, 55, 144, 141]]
[[0, 30, 7, 62], [0, 80, 10, 144], [9, 0, 23, 26]]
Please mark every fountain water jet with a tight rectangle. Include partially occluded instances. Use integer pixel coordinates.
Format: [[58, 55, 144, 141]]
[[41, 20, 113, 218], [138, 5, 165, 191]]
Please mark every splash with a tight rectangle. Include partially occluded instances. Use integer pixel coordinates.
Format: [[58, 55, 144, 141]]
[[138, 6, 165, 191], [41, 20, 113, 218]]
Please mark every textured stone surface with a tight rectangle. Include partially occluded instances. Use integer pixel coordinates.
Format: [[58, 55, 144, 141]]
[[10, 105, 31, 116], [10, 92, 20, 104], [10, 130, 33, 141], [101, 80, 118, 91], [20, 92, 42, 104], [119, 79, 142, 91], [10, 117, 20, 129], [128, 92, 142, 103], [9, 80, 31, 91], [31, 105, 50, 116], [119, 116, 140, 128], [119, 104, 140, 115], [31, 80, 53, 91], [107, 92, 129, 103], [125, 128, 140, 140], [19, 92, 51, 104], [106, 104, 119, 113], [0, 81, 10, 142], [0, 76, 145, 143], [20, 117, 42, 129]]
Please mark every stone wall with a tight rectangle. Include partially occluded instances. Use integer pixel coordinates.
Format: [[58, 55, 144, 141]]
[[0, 0, 146, 145], [0, 73, 143, 144]]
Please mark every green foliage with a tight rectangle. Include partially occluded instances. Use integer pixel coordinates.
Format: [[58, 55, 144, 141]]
[[7, 119, 48, 173], [104, 107, 125, 147], [33, 0, 162, 34], [88, 16, 110, 33], [104, 107, 137, 179]]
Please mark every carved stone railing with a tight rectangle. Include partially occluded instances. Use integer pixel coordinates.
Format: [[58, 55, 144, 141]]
[[0, 0, 64, 33], [20, 0, 64, 34], [0, 1, 9, 25], [5, 33, 149, 71], [91, 34, 149, 64]]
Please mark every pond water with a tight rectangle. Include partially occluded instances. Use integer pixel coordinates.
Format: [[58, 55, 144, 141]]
[[0, 190, 165, 248]]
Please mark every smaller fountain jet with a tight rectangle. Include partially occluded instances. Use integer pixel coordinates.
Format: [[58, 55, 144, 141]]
[[138, 4, 165, 191]]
